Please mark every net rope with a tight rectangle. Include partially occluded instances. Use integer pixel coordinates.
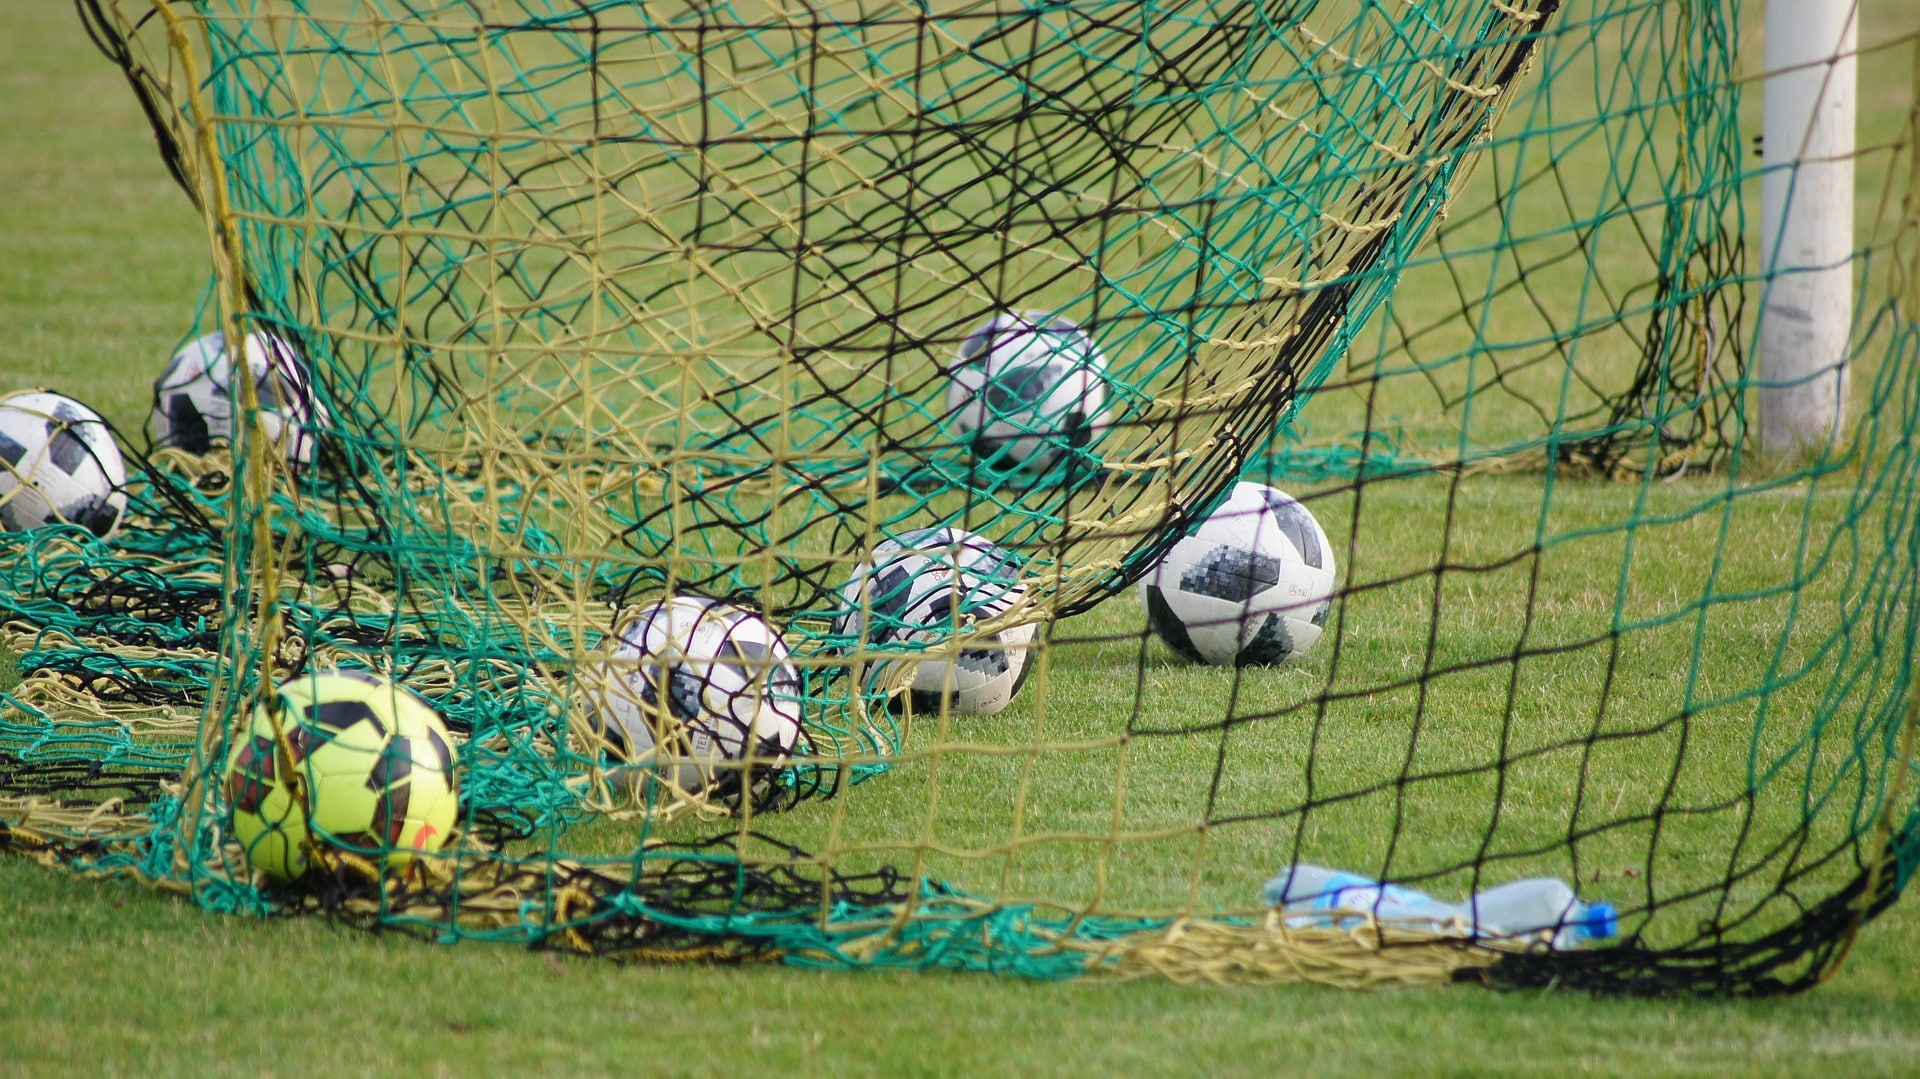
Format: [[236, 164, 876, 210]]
[[1, 0, 1914, 993]]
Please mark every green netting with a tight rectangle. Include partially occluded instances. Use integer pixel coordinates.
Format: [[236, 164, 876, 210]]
[[1259, 0, 1751, 481], [2, 0, 1914, 993]]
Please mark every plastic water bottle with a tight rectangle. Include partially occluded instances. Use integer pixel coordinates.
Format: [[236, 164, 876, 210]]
[[1262, 865, 1470, 932], [1262, 865, 1617, 949], [1466, 877, 1617, 948]]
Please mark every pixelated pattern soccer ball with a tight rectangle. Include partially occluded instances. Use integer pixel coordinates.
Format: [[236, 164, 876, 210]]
[[583, 596, 805, 801], [152, 331, 327, 467], [1141, 482, 1336, 666], [834, 527, 1038, 716], [945, 312, 1112, 476], [225, 669, 460, 883], [0, 391, 128, 538]]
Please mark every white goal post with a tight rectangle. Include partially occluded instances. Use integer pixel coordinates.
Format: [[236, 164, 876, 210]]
[[1759, 0, 1858, 457]]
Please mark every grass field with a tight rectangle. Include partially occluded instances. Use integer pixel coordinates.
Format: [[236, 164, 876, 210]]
[[4, 3, 1920, 1077]]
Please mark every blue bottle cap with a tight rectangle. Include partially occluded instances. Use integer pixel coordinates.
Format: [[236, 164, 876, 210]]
[[1579, 902, 1618, 941]]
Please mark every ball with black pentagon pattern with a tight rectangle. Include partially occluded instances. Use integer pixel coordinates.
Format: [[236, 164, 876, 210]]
[[0, 391, 128, 537], [834, 527, 1037, 716], [581, 596, 805, 803], [1141, 482, 1336, 666], [945, 312, 1112, 477], [224, 669, 460, 883], [152, 330, 327, 467]]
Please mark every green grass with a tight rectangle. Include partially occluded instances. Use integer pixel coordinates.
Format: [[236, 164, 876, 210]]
[[3, 855, 1918, 1077], [3, 3, 1920, 1077]]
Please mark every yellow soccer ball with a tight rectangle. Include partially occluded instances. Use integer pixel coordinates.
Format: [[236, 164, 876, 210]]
[[225, 670, 459, 883]]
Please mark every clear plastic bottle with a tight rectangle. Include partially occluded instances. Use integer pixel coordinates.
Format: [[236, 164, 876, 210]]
[[1466, 877, 1617, 948], [1262, 864, 1617, 948]]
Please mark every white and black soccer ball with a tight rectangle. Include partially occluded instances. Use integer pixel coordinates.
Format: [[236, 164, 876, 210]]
[[583, 596, 805, 800], [946, 312, 1111, 475], [1141, 482, 1335, 666], [0, 391, 127, 538], [834, 527, 1037, 716], [152, 331, 326, 467]]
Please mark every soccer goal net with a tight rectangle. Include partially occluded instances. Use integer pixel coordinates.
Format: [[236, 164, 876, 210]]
[[4, 0, 1913, 992]]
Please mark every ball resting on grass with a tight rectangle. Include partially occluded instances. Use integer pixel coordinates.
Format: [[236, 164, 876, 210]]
[[152, 330, 327, 468], [0, 390, 127, 538], [225, 669, 460, 884], [583, 596, 806, 805], [835, 527, 1038, 716], [945, 312, 1112, 481], [1142, 482, 1335, 666]]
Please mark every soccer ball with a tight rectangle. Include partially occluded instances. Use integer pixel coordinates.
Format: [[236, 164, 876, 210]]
[[582, 596, 805, 801], [946, 312, 1111, 476], [834, 527, 1037, 716], [152, 331, 326, 466], [1141, 482, 1336, 666], [225, 669, 460, 883], [0, 391, 127, 537]]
